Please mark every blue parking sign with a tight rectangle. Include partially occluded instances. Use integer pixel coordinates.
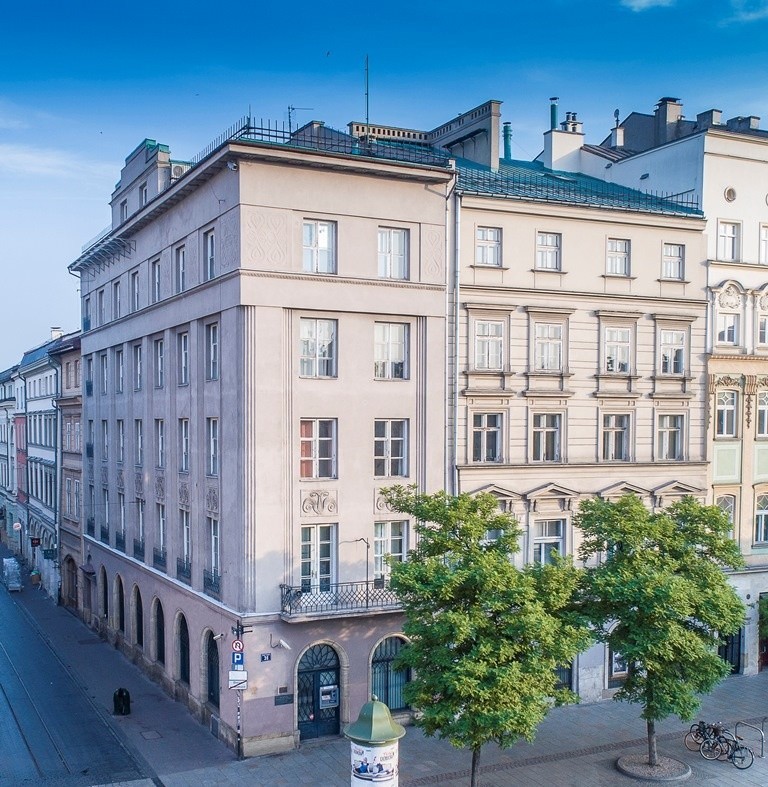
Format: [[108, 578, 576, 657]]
[[232, 652, 245, 668]]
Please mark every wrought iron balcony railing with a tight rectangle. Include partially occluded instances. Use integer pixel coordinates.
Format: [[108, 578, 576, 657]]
[[153, 547, 166, 571], [279, 578, 399, 618], [100, 525, 109, 544], [203, 569, 221, 598], [177, 557, 192, 585], [133, 538, 145, 561], [115, 531, 125, 553]]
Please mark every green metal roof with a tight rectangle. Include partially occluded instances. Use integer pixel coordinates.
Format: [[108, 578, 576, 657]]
[[456, 158, 702, 217]]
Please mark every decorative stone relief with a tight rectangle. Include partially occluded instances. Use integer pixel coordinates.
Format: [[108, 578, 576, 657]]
[[206, 487, 219, 512], [155, 474, 165, 502], [116, 470, 124, 491], [718, 285, 741, 310], [424, 228, 444, 279], [88, 460, 94, 482], [179, 482, 190, 507], [374, 492, 395, 514], [134, 472, 144, 498], [715, 374, 743, 388], [301, 489, 338, 516], [759, 293, 768, 312], [756, 376, 768, 389], [245, 210, 288, 267], [100, 467, 108, 486]]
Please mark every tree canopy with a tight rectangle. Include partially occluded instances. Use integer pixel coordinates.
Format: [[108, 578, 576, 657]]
[[576, 494, 746, 766], [382, 485, 591, 786]]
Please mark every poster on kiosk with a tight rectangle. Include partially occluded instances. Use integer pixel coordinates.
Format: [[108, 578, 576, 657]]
[[350, 740, 398, 785]]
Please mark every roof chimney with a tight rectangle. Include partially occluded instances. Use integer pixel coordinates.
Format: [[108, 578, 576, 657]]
[[696, 109, 722, 130], [50, 327, 63, 340], [502, 122, 512, 160], [549, 97, 559, 131], [654, 97, 683, 144], [610, 126, 624, 148], [726, 115, 761, 132]]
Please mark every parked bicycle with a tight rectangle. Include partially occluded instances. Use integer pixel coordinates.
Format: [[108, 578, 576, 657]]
[[684, 720, 718, 751], [700, 728, 754, 769]]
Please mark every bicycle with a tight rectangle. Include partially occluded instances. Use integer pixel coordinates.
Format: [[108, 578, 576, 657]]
[[700, 732, 754, 769], [684, 720, 718, 751]]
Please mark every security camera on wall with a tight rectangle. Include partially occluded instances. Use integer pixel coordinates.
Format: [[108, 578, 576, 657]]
[[278, 638, 292, 650]]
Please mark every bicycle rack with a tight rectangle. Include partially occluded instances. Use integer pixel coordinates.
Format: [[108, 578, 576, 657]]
[[735, 718, 767, 758]]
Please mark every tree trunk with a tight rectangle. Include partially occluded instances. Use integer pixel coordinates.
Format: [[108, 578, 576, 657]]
[[647, 719, 658, 767], [470, 746, 481, 787]]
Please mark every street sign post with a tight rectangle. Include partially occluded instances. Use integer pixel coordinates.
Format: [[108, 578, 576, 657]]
[[232, 639, 244, 652], [228, 670, 248, 689], [231, 652, 245, 670]]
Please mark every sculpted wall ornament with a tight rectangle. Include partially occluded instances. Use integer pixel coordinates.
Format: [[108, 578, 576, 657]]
[[718, 285, 741, 310], [715, 375, 743, 389], [135, 472, 144, 497], [179, 482, 190, 507], [100, 467, 108, 487], [301, 489, 338, 516], [759, 293, 768, 312], [116, 470, 124, 490], [155, 474, 165, 501], [374, 492, 395, 514], [756, 376, 768, 389], [206, 487, 219, 512]]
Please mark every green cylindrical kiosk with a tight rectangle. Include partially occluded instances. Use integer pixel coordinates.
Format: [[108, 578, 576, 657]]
[[344, 695, 406, 786]]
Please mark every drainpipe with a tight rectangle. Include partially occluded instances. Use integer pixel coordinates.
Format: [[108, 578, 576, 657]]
[[49, 353, 62, 604], [502, 123, 512, 161], [452, 191, 462, 496], [550, 97, 559, 131]]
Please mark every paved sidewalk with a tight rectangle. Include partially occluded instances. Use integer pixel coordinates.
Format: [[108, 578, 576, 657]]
[[4, 542, 768, 786]]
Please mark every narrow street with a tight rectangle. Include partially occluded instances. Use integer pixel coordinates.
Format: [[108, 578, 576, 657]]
[[0, 579, 145, 786]]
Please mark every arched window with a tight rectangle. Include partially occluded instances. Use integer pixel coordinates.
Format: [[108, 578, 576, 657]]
[[371, 637, 410, 711], [155, 600, 165, 665], [206, 632, 220, 708], [755, 495, 768, 544], [100, 567, 108, 621], [135, 589, 144, 648], [116, 576, 125, 633], [178, 615, 190, 684]]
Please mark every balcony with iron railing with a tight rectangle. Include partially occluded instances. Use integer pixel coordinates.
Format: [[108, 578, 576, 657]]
[[177, 557, 191, 585], [203, 569, 221, 599], [133, 538, 145, 561], [153, 547, 166, 571], [115, 531, 125, 553], [279, 578, 400, 621]]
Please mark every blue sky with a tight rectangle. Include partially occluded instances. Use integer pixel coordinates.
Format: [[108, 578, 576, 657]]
[[2, 0, 768, 368]]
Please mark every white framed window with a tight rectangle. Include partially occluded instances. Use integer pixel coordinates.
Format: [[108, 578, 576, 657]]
[[131, 271, 140, 312], [300, 318, 337, 378], [534, 322, 562, 372], [118, 492, 126, 534], [65, 478, 72, 515], [718, 221, 740, 261], [101, 420, 108, 458], [155, 419, 165, 468], [203, 230, 215, 281], [137, 498, 145, 542], [175, 246, 186, 293], [151, 259, 161, 304], [374, 419, 408, 477], [117, 419, 124, 463], [716, 391, 738, 438], [303, 220, 336, 274], [717, 313, 739, 345], [74, 480, 80, 518], [662, 244, 684, 280], [119, 200, 127, 222], [758, 315, 768, 346], [113, 281, 121, 319], [97, 289, 105, 326], [472, 413, 502, 462], [602, 413, 630, 461], [181, 509, 191, 561], [761, 225, 768, 265], [607, 238, 630, 276], [157, 502, 166, 550], [758, 391, 768, 437], [301, 524, 336, 592], [179, 418, 190, 472], [154, 339, 164, 388], [300, 419, 337, 479], [178, 332, 189, 385], [209, 516, 220, 573], [378, 228, 408, 279], [374, 322, 408, 380], [604, 327, 631, 373], [205, 323, 219, 381], [475, 227, 501, 266], [134, 419, 143, 465], [533, 519, 564, 565], [532, 413, 562, 462], [660, 329, 685, 374], [103, 488, 109, 528], [207, 417, 219, 476], [716, 495, 735, 533], [474, 320, 503, 371], [657, 414, 684, 460], [756, 494, 768, 543], [100, 354, 108, 394], [133, 344, 142, 390], [139, 182, 148, 207], [536, 232, 561, 271], [374, 521, 406, 579]]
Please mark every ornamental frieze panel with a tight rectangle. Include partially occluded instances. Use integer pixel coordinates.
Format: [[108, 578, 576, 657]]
[[100, 467, 108, 487], [155, 473, 165, 502], [116, 470, 124, 491], [206, 486, 219, 513], [134, 472, 144, 498], [179, 482, 190, 508], [301, 489, 338, 517], [713, 374, 743, 389], [374, 491, 396, 514], [717, 285, 741, 310]]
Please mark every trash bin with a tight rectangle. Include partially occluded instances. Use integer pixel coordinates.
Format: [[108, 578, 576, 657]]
[[113, 687, 131, 715]]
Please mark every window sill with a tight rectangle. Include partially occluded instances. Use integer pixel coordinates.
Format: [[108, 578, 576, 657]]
[[470, 264, 509, 271], [601, 274, 636, 280], [651, 374, 692, 381], [374, 377, 409, 382], [298, 375, 338, 381], [530, 268, 566, 275], [657, 278, 690, 284], [299, 477, 338, 482], [595, 373, 639, 381]]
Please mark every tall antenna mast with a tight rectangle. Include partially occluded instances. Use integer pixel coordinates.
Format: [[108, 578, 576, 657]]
[[365, 55, 370, 133]]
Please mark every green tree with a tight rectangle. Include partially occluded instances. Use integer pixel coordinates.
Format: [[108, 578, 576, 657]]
[[382, 486, 591, 787], [576, 494, 745, 768]]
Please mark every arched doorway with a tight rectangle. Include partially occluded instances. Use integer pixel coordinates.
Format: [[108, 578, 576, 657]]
[[100, 567, 109, 622], [206, 632, 220, 708], [62, 556, 78, 608], [297, 643, 340, 740], [116, 576, 125, 633], [178, 614, 190, 684], [134, 588, 144, 648], [155, 600, 165, 665], [371, 636, 410, 711]]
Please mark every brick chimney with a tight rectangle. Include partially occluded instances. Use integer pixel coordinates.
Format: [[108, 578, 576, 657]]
[[696, 109, 722, 130], [654, 97, 683, 144], [726, 115, 760, 132]]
